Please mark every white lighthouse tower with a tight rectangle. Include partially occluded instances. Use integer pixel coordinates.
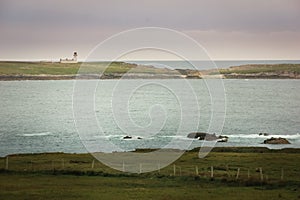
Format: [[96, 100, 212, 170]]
[[60, 52, 78, 63], [73, 52, 78, 62]]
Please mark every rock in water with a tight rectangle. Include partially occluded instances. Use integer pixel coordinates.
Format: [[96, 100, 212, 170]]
[[259, 133, 269, 136], [187, 132, 207, 139], [217, 137, 228, 142], [123, 136, 132, 139], [187, 132, 228, 142], [263, 137, 290, 144]]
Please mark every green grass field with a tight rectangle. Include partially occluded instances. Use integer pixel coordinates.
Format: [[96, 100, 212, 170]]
[[0, 148, 300, 199]]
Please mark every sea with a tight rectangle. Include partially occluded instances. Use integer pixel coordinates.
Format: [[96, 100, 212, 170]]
[[0, 60, 300, 156]]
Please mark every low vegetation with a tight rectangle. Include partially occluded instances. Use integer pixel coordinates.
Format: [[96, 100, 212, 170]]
[[218, 64, 300, 75], [0, 147, 299, 199], [0, 61, 177, 76]]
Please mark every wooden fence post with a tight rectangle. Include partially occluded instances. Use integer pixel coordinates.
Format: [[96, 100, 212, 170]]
[[259, 167, 263, 181], [281, 168, 284, 181], [226, 164, 230, 177], [173, 164, 176, 176], [236, 168, 240, 180], [91, 159, 95, 169], [195, 166, 199, 176], [31, 160, 33, 171], [5, 156, 8, 170], [157, 163, 160, 173], [179, 166, 182, 176], [62, 159, 65, 169], [211, 166, 214, 178]]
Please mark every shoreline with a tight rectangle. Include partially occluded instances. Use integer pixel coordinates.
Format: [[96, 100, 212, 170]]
[[0, 61, 299, 80], [3, 146, 300, 158], [0, 74, 300, 81]]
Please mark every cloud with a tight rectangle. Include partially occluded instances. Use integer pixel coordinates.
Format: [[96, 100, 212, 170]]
[[0, 0, 299, 60]]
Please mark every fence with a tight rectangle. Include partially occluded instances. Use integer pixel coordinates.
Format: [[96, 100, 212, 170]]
[[2, 155, 296, 183]]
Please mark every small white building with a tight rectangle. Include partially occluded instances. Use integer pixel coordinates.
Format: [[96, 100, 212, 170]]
[[60, 52, 78, 63]]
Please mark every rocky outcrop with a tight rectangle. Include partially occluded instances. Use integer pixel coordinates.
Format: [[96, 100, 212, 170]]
[[187, 132, 207, 139], [259, 133, 269, 136], [263, 137, 290, 144], [187, 132, 228, 142]]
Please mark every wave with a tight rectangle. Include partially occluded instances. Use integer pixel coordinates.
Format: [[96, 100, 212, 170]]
[[224, 133, 300, 139], [23, 132, 52, 137]]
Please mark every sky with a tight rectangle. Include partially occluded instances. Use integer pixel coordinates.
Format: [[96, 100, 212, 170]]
[[0, 0, 300, 61]]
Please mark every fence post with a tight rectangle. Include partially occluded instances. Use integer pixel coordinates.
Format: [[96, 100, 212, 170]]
[[236, 168, 240, 180], [211, 166, 214, 178], [281, 168, 284, 181], [195, 166, 199, 176], [62, 159, 65, 169], [173, 164, 176, 176], [157, 163, 160, 173], [226, 164, 230, 177], [5, 156, 8, 170], [259, 167, 263, 181], [91, 159, 95, 169], [31, 160, 33, 171], [179, 166, 182, 176]]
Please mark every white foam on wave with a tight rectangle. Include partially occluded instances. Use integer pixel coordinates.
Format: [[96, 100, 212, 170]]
[[225, 133, 300, 139], [23, 132, 52, 137]]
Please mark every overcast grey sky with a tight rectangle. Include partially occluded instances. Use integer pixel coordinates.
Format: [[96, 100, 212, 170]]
[[1, 0, 300, 60]]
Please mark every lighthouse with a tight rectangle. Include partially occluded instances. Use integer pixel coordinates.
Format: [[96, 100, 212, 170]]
[[60, 52, 78, 63], [73, 52, 78, 62]]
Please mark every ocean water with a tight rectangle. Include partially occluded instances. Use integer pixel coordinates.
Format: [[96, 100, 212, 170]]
[[0, 79, 300, 156]]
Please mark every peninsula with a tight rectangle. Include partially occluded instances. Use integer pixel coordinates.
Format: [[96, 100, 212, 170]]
[[0, 61, 299, 80]]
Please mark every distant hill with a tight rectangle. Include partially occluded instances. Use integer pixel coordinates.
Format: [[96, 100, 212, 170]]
[[0, 61, 299, 80], [202, 64, 300, 79]]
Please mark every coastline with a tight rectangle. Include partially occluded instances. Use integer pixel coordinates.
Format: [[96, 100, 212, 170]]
[[0, 61, 299, 80], [1, 73, 300, 81]]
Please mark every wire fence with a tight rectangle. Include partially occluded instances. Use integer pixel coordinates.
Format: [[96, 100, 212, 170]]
[[2, 155, 298, 184]]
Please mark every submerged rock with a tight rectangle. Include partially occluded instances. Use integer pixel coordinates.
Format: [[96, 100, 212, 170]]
[[217, 137, 228, 142], [187, 132, 207, 139], [259, 133, 269, 136], [123, 136, 132, 139], [187, 132, 228, 142], [263, 137, 290, 144]]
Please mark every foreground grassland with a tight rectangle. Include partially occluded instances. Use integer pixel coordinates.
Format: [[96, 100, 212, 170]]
[[0, 148, 300, 199]]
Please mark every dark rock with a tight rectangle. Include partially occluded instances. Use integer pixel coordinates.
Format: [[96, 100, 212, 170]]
[[217, 137, 228, 142], [187, 132, 228, 142], [259, 133, 269, 136], [137, 137, 142, 140], [187, 132, 207, 139], [123, 136, 132, 139], [263, 137, 290, 144]]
